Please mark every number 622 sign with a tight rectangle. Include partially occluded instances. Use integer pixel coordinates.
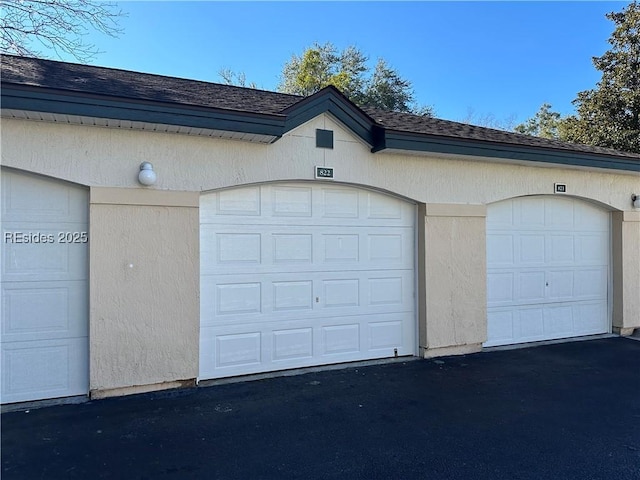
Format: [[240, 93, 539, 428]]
[[315, 166, 334, 179]]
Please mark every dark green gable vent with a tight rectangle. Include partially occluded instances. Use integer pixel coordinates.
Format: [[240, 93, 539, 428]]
[[316, 129, 334, 149]]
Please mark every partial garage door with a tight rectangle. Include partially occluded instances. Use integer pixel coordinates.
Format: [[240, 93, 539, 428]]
[[1, 170, 89, 403], [485, 196, 610, 347], [200, 183, 416, 379]]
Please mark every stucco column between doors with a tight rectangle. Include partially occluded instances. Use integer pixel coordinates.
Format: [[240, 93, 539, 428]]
[[88, 188, 200, 399], [419, 203, 487, 358], [612, 211, 640, 336]]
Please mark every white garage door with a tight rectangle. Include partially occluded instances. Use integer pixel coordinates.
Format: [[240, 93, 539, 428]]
[[486, 196, 610, 347], [200, 183, 416, 380], [1, 170, 89, 404]]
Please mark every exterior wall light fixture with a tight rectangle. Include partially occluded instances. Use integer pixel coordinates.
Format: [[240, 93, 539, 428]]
[[138, 162, 157, 186], [633, 194, 640, 209]]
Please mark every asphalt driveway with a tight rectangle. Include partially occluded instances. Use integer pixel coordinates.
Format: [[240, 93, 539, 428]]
[[2, 337, 639, 479]]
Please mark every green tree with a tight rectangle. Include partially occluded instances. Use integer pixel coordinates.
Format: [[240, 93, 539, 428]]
[[560, 1, 640, 153], [362, 58, 414, 112], [514, 103, 563, 139], [0, 0, 125, 62], [278, 42, 433, 115]]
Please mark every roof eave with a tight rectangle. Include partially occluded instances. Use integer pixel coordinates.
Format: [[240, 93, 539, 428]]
[[3, 77, 639, 173], [1, 83, 287, 139], [373, 130, 640, 173]]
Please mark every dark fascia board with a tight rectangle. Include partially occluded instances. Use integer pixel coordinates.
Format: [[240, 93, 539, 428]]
[[1, 84, 286, 138], [4, 81, 639, 173], [282, 86, 376, 145], [375, 130, 640, 173]]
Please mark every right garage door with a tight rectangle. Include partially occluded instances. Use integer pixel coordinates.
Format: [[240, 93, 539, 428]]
[[485, 196, 610, 347]]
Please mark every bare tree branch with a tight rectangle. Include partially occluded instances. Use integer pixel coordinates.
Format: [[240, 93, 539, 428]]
[[0, 0, 125, 61]]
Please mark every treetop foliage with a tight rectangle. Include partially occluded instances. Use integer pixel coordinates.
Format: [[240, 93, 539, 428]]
[[517, 1, 640, 154], [514, 103, 562, 139], [278, 42, 433, 115], [561, 1, 640, 153]]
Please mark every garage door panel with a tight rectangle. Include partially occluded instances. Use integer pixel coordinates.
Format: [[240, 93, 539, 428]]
[[519, 234, 545, 264], [487, 272, 514, 304], [2, 173, 88, 223], [200, 183, 415, 379], [202, 184, 413, 228], [201, 225, 412, 274], [272, 185, 313, 217], [322, 324, 360, 355], [546, 199, 575, 228], [486, 200, 514, 227], [368, 234, 403, 262], [273, 281, 314, 312], [369, 320, 404, 350], [213, 186, 261, 217], [2, 280, 88, 342], [488, 300, 610, 347], [202, 271, 413, 328], [577, 234, 609, 263], [1, 337, 88, 404], [323, 278, 359, 307], [547, 235, 575, 263], [486, 309, 514, 344], [517, 271, 546, 303], [274, 234, 313, 264], [518, 307, 545, 340], [2, 227, 88, 282], [575, 268, 608, 298], [487, 234, 514, 265], [216, 233, 262, 265], [518, 200, 546, 227], [574, 201, 609, 231], [547, 270, 574, 299], [486, 196, 609, 347], [2, 170, 89, 404], [369, 276, 405, 306], [323, 234, 359, 262], [215, 332, 262, 368], [366, 191, 405, 220], [490, 267, 608, 309], [201, 312, 413, 378], [544, 305, 574, 336], [576, 302, 609, 334], [272, 327, 314, 361], [202, 216, 412, 228], [216, 282, 263, 315], [321, 188, 359, 218]]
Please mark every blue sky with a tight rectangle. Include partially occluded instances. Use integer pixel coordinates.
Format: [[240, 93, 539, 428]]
[[55, 1, 628, 126]]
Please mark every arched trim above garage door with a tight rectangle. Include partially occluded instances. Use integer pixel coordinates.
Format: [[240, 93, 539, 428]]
[[1, 168, 89, 404], [199, 182, 417, 380], [485, 195, 611, 347]]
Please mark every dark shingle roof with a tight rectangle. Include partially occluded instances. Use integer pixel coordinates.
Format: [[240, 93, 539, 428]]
[[364, 108, 640, 160], [2, 54, 639, 163], [1, 54, 302, 115]]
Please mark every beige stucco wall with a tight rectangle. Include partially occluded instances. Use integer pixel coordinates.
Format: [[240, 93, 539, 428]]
[[2, 116, 638, 209], [88, 188, 199, 396], [612, 211, 640, 334], [2, 114, 639, 396], [421, 204, 487, 357]]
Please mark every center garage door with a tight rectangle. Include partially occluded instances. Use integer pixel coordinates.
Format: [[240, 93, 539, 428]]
[[485, 195, 610, 347], [199, 183, 416, 380], [1, 169, 89, 404]]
